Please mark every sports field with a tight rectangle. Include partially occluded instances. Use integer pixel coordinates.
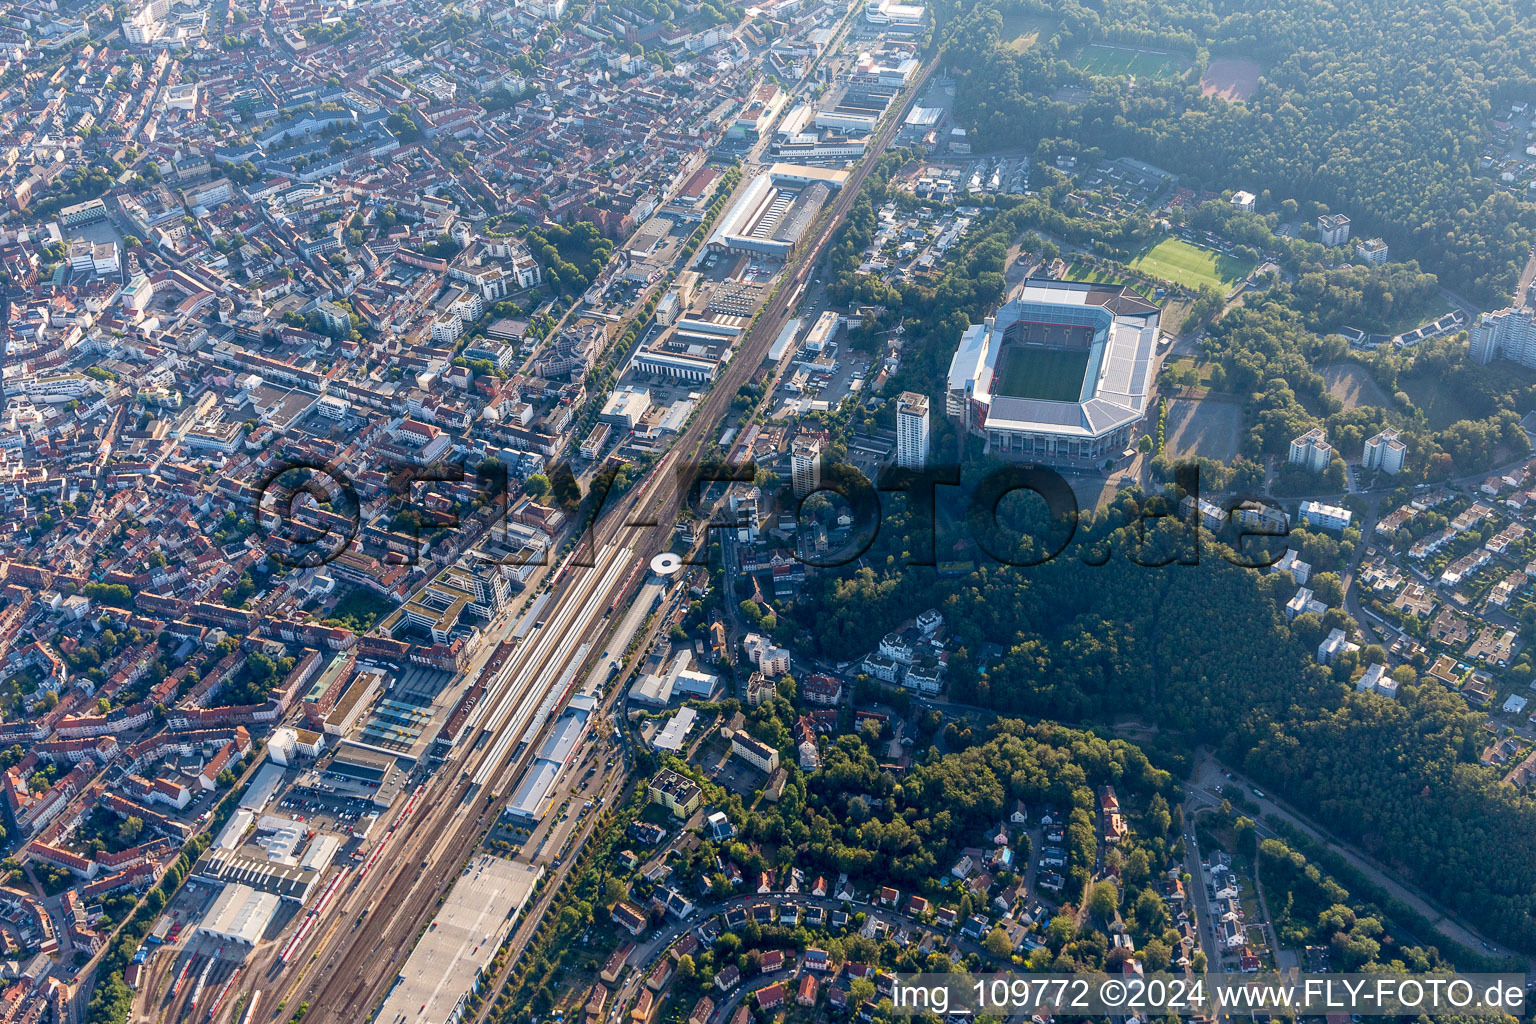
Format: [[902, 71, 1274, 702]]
[[1129, 237, 1254, 292], [1072, 44, 1189, 80], [994, 345, 1090, 402], [1063, 262, 1156, 300]]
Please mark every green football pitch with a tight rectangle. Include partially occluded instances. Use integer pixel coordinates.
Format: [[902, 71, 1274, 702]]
[[994, 345, 1091, 402], [1072, 43, 1188, 79], [1129, 236, 1254, 291]]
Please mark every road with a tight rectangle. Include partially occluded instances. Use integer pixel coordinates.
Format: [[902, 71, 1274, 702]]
[[1185, 753, 1536, 973]]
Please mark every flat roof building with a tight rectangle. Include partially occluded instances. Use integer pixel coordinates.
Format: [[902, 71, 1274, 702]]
[[501, 694, 596, 826], [652, 706, 699, 754], [705, 165, 848, 262], [376, 855, 542, 1024], [198, 883, 280, 945]]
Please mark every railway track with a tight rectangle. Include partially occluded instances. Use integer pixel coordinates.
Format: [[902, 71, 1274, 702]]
[[262, 549, 632, 1024], [225, 50, 940, 1024]]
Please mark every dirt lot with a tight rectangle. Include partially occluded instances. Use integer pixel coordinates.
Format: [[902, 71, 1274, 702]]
[[1164, 397, 1243, 463], [1200, 56, 1263, 102], [1323, 362, 1391, 411]]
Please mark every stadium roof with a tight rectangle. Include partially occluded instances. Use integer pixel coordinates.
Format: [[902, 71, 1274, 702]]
[[948, 279, 1160, 441]]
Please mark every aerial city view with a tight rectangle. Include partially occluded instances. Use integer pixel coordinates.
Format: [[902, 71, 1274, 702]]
[[11, 0, 1536, 1020]]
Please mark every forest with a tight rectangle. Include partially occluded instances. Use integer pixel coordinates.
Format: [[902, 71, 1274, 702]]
[[773, 482, 1536, 954], [940, 0, 1536, 304]]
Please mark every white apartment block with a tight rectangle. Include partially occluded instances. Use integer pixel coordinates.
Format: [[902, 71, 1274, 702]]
[[1288, 427, 1332, 473], [1362, 427, 1406, 475], [895, 391, 929, 470], [449, 290, 483, 323], [1299, 500, 1353, 532], [1317, 213, 1351, 247], [1355, 237, 1389, 264], [1470, 307, 1536, 368]]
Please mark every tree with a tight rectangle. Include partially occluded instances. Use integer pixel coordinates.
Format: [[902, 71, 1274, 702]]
[[675, 954, 696, 980], [118, 816, 144, 845], [1234, 816, 1257, 857], [984, 926, 1014, 958], [550, 464, 581, 510], [1141, 938, 1172, 971], [1310, 572, 1345, 606], [1087, 879, 1120, 920]]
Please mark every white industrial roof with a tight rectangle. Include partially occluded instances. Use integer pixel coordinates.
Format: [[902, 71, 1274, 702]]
[[653, 706, 698, 753], [198, 883, 280, 945], [376, 856, 542, 1024]]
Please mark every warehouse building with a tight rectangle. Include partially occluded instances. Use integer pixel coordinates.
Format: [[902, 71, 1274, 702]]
[[500, 694, 597, 827], [198, 883, 281, 945], [705, 164, 848, 262]]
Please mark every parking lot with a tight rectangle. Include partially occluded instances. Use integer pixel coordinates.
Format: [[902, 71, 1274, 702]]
[[276, 789, 380, 839]]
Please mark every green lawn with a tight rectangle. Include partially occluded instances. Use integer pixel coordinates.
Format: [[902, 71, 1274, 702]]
[[1129, 237, 1254, 292], [1072, 43, 1189, 79], [1063, 262, 1156, 300], [994, 345, 1091, 402]]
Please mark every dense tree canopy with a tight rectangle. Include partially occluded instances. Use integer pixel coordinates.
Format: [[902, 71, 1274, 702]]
[[943, 0, 1536, 303]]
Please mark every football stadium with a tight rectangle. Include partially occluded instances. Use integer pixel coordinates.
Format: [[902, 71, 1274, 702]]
[[946, 279, 1161, 464]]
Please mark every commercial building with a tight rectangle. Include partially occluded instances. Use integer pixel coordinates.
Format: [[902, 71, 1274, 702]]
[[501, 694, 596, 826], [633, 319, 739, 383], [1288, 428, 1333, 473], [376, 855, 542, 1024], [59, 198, 107, 227], [705, 165, 848, 262], [601, 386, 652, 430], [386, 564, 509, 643], [629, 650, 719, 706], [652, 707, 699, 754], [198, 883, 280, 945], [945, 280, 1159, 465], [863, 0, 927, 28], [895, 391, 929, 469], [1362, 427, 1406, 475], [581, 421, 612, 460]]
